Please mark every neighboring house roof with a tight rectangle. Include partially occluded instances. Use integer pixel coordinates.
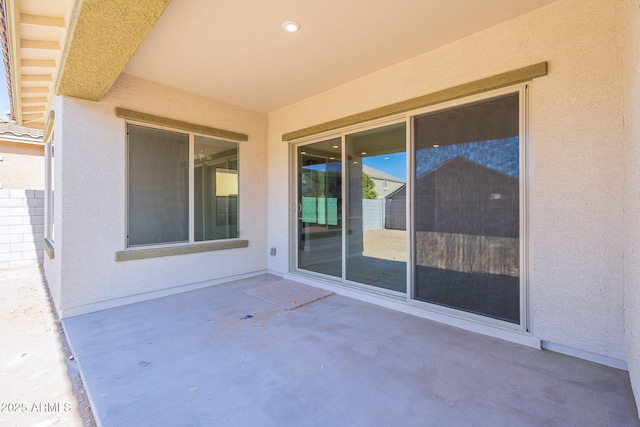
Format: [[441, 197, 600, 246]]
[[362, 165, 404, 183], [385, 184, 406, 199], [0, 117, 44, 144], [419, 156, 517, 181]]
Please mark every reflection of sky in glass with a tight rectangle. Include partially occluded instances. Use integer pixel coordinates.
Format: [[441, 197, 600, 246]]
[[416, 137, 519, 179], [363, 152, 406, 180], [302, 161, 341, 173]]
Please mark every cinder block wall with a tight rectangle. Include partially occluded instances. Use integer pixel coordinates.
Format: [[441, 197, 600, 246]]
[[0, 189, 44, 268]]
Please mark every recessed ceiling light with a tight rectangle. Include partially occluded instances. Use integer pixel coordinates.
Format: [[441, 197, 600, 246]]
[[282, 21, 301, 33], [360, 151, 367, 155], [433, 144, 440, 148], [332, 145, 339, 149]]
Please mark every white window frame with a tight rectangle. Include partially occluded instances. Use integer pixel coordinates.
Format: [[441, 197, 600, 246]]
[[43, 138, 55, 260], [124, 121, 241, 250]]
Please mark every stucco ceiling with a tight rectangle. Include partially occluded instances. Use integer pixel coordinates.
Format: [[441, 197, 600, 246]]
[[124, 0, 559, 113]]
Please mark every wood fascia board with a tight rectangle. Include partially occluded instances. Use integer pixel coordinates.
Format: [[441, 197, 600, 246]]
[[21, 120, 44, 129], [282, 62, 548, 141], [22, 96, 47, 104], [23, 105, 45, 112], [20, 14, 65, 28], [22, 74, 52, 82], [43, 110, 54, 142], [22, 86, 49, 93], [5, 0, 22, 125], [115, 108, 249, 142], [56, 0, 172, 101], [21, 39, 60, 50], [21, 59, 56, 67]]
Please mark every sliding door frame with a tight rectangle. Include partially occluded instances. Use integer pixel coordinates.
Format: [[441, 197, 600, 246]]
[[407, 83, 530, 332], [288, 82, 530, 333], [289, 115, 409, 300]]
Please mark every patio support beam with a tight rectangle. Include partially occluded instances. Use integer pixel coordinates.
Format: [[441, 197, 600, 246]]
[[282, 62, 548, 141], [56, 0, 172, 101]]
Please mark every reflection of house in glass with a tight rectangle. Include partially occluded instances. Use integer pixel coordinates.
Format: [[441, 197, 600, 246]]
[[362, 165, 405, 199], [414, 156, 520, 323], [360, 165, 406, 231], [384, 185, 406, 231], [416, 156, 519, 239]]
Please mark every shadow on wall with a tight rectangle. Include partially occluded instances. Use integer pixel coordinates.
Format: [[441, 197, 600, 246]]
[[0, 189, 44, 268]]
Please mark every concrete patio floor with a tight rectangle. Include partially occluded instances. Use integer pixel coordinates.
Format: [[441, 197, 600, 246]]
[[63, 274, 639, 427]]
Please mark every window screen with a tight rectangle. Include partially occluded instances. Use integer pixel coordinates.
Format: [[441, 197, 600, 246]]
[[413, 93, 521, 323], [128, 124, 189, 246]]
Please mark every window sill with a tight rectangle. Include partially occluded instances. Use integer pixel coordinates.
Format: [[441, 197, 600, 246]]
[[115, 239, 249, 262], [43, 238, 55, 259]]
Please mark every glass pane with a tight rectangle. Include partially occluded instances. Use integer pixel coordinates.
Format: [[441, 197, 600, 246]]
[[128, 124, 189, 246], [413, 93, 520, 323], [298, 138, 342, 277], [346, 123, 407, 292], [194, 136, 239, 241]]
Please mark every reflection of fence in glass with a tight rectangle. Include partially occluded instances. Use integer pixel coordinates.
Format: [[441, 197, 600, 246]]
[[302, 197, 338, 225], [416, 232, 518, 277]]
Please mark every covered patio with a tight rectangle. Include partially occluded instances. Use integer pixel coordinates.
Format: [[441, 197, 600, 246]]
[[63, 275, 638, 427], [2, 0, 640, 423]]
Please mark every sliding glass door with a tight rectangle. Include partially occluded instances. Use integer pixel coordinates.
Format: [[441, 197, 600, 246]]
[[413, 92, 522, 324], [297, 138, 343, 277], [345, 123, 406, 293], [292, 87, 525, 328], [295, 123, 407, 294]]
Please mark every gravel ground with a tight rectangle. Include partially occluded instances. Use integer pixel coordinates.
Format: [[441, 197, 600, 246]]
[[0, 266, 95, 427]]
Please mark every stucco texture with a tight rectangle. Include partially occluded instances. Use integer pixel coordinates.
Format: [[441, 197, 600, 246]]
[[0, 142, 44, 190], [51, 75, 268, 314], [624, 0, 640, 413], [268, 0, 626, 360]]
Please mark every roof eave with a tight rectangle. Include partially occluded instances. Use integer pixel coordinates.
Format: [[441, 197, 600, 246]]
[[1, 0, 19, 123]]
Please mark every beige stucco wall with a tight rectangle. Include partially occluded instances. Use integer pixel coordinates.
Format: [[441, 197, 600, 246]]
[[0, 141, 44, 190], [268, 0, 626, 360], [48, 74, 268, 315], [624, 0, 640, 413]]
